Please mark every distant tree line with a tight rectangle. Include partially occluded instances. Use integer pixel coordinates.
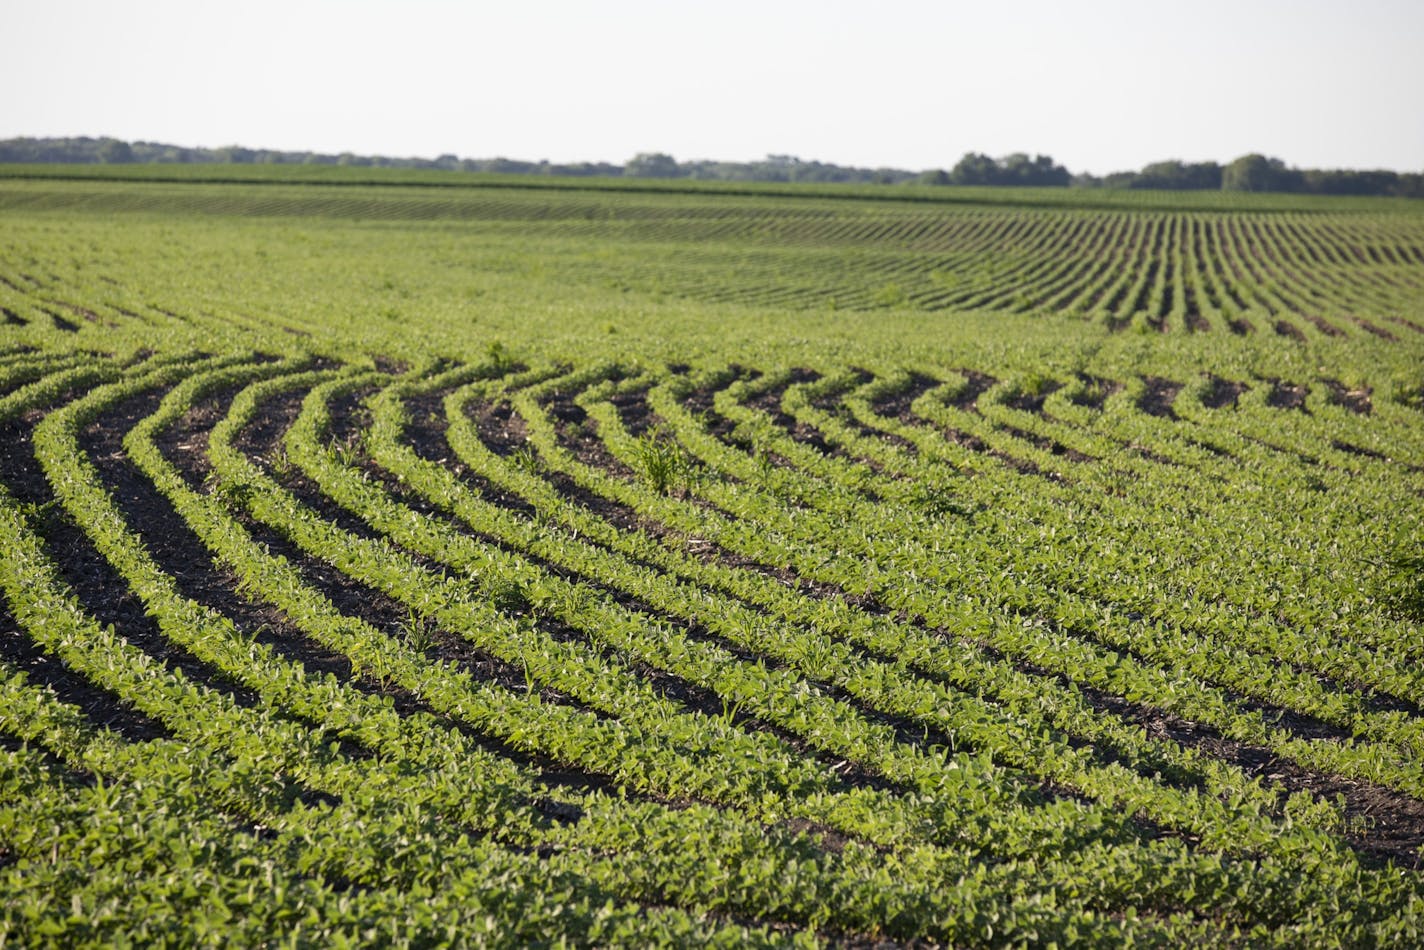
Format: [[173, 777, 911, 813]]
[[572, 152, 922, 184], [1076, 154, 1424, 198], [938, 153, 1072, 187], [1, 137, 1419, 198], [0, 137, 625, 177]]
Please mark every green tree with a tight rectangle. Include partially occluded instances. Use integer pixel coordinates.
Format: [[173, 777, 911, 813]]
[[1222, 154, 1302, 192], [950, 152, 998, 185], [1133, 160, 1222, 190], [624, 152, 681, 178], [97, 139, 133, 164], [215, 145, 256, 164]]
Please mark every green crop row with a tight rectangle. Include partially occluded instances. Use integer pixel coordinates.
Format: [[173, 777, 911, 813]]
[[3, 173, 1423, 944]]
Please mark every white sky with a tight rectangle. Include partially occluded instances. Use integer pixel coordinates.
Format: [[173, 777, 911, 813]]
[[4, 0, 1422, 174]]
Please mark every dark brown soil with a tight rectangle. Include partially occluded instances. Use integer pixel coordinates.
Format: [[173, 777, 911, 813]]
[[1068, 375, 1123, 412], [1331, 441, 1386, 462], [1301, 314, 1344, 337], [1138, 377, 1181, 420], [1186, 437, 1233, 459], [1328, 441, 1424, 474], [678, 371, 766, 455], [1322, 380, 1372, 415], [0, 598, 172, 743], [402, 395, 540, 520], [466, 399, 530, 457], [80, 389, 382, 721], [40, 308, 79, 333], [1085, 687, 1424, 867], [1126, 443, 1185, 467], [996, 422, 1093, 465], [744, 371, 850, 460], [867, 372, 941, 422], [458, 398, 680, 541], [945, 370, 997, 411], [1347, 316, 1397, 341], [543, 387, 637, 479], [1004, 381, 1062, 414], [1266, 381, 1309, 412], [837, 412, 916, 456], [0, 403, 263, 725], [157, 391, 231, 481], [1201, 377, 1248, 410], [608, 387, 655, 438]]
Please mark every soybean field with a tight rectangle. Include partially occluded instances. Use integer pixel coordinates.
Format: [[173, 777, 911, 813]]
[[2, 170, 1424, 945]]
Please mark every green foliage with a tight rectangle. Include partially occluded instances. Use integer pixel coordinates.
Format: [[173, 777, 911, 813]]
[[908, 482, 975, 518], [485, 339, 515, 373], [950, 151, 1071, 187], [7, 136, 1423, 196], [1, 174, 1423, 945], [872, 282, 907, 307], [633, 429, 694, 495], [1386, 553, 1424, 622], [510, 445, 541, 475], [397, 610, 437, 654], [486, 575, 531, 615], [1222, 154, 1303, 193]]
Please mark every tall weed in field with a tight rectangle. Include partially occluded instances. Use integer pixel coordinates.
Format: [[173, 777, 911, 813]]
[[634, 430, 693, 495]]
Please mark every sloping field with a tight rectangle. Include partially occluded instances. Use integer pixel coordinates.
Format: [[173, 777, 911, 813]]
[[2, 173, 1424, 945]]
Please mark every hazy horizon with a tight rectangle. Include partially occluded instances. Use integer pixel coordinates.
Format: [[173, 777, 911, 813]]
[[6, 0, 1422, 176]]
